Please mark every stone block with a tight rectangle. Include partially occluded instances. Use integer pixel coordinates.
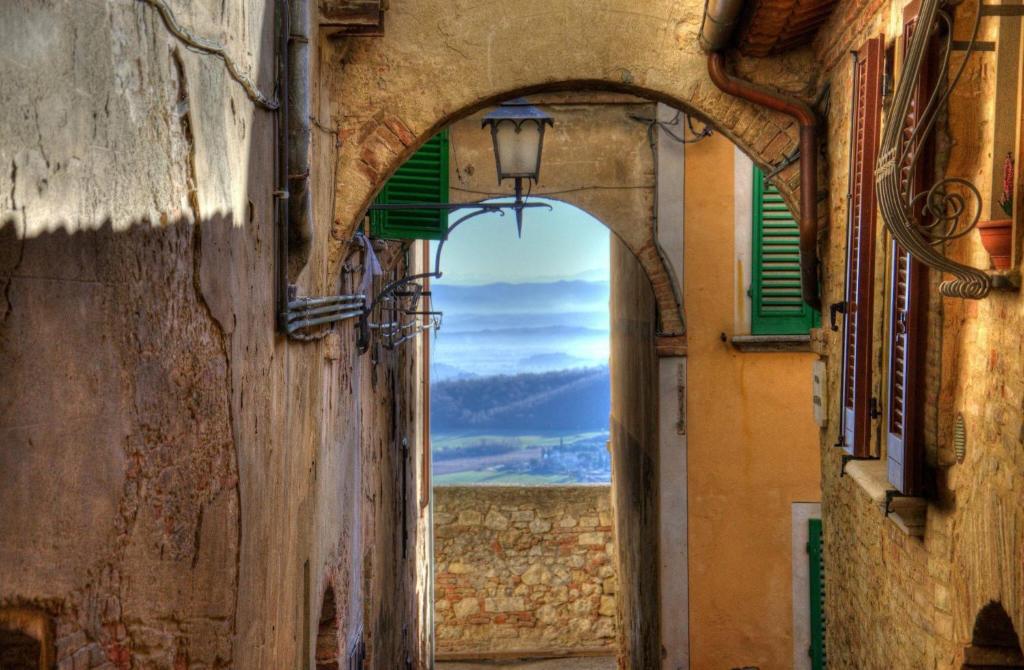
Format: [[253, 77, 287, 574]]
[[453, 598, 480, 618], [484, 509, 510, 530], [458, 510, 482, 526], [529, 518, 552, 533], [485, 596, 526, 613]]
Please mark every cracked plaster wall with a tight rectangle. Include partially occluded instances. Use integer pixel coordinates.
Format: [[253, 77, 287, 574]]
[[0, 2, 424, 669]]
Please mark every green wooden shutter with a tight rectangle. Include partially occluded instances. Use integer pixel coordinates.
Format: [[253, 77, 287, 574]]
[[370, 129, 450, 240], [751, 165, 820, 334], [808, 518, 826, 670]]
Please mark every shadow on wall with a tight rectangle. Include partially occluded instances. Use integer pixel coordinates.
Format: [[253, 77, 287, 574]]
[[0, 214, 245, 667]]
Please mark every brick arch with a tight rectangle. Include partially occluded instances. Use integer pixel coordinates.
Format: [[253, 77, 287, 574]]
[[324, 0, 818, 269]]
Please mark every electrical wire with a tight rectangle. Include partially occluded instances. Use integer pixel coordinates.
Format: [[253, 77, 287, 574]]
[[139, 0, 279, 111], [450, 185, 652, 198], [629, 111, 713, 147]]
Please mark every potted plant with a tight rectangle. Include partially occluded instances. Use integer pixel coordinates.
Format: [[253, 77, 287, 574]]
[[978, 152, 1014, 270]]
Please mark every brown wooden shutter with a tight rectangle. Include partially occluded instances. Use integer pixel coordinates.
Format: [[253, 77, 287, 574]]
[[841, 36, 884, 457], [886, 6, 933, 495]]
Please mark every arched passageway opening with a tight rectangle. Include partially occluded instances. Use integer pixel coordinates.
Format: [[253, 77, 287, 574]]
[[316, 587, 341, 670], [962, 602, 1024, 669], [322, 0, 823, 287], [357, 87, 822, 670]]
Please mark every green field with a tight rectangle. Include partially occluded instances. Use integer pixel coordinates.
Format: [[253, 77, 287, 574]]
[[433, 471, 573, 485], [430, 430, 611, 485]]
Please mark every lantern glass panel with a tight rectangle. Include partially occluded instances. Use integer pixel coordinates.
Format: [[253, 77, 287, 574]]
[[493, 120, 543, 180]]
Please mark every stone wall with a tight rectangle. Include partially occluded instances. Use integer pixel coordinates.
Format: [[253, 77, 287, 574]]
[[814, 1, 1024, 668], [609, 235, 663, 670], [433, 486, 618, 658]]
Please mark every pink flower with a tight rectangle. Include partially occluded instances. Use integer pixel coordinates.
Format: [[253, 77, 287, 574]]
[[999, 152, 1014, 216]]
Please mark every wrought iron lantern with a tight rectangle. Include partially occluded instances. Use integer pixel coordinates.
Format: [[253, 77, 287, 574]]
[[482, 99, 553, 235], [482, 98, 554, 183]]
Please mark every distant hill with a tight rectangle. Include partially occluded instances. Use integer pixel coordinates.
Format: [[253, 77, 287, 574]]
[[431, 366, 610, 432], [431, 280, 609, 315], [431, 363, 477, 382], [429, 278, 610, 379], [517, 353, 592, 370], [439, 310, 609, 333]]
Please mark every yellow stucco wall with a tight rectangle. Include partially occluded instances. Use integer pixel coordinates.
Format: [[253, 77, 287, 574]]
[[683, 133, 823, 670]]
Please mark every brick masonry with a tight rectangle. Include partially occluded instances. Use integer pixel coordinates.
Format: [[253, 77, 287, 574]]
[[433, 486, 618, 657], [815, 1, 1024, 668]]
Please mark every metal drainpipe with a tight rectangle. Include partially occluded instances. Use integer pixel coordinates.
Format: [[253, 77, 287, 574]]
[[699, 0, 821, 311], [276, 0, 291, 333], [288, 0, 312, 265], [698, 0, 745, 53], [707, 53, 821, 310]]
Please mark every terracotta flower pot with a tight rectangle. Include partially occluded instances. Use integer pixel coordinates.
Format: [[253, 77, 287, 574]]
[[977, 218, 1013, 270]]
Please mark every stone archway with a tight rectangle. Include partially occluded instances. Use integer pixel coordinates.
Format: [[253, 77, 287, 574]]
[[962, 602, 1024, 669], [316, 586, 341, 670], [321, 0, 820, 281]]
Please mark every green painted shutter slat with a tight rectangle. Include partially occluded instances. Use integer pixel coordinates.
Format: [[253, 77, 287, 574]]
[[751, 165, 821, 334], [370, 129, 450, 240], [808, 518, 826, 670]]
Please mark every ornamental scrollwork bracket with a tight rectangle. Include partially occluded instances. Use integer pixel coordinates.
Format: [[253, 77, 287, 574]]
[[875, 0, 992, 299]]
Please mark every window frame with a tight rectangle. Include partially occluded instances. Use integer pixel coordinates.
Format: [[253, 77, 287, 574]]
[[840, 35, 885, 457]]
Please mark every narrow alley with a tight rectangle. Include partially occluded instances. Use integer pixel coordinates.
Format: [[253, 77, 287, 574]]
[[1, 1, 1022, 669]]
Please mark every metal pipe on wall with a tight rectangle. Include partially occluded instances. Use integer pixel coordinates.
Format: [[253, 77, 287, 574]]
[[698, 0, 746, 52], [706, 53, 821, 311], [276, 0, 291, 332], [699, 0, 821, 311], [288, 0, 313, 261]]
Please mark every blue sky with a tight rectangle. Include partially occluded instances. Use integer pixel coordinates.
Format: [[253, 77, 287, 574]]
[[430, 198, 610, 285]]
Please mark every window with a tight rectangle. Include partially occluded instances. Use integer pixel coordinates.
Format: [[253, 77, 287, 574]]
[[885, 5, 934, 496], [751, 165, 820, 335], [840, 36, 884, 457], [370, 129, 450, 240]]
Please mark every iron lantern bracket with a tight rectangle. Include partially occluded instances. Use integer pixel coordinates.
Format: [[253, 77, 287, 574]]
[[364, 197, 552, 310]]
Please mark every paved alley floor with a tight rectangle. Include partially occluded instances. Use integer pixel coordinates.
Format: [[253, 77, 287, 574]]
[[436, 657, 616, 670]]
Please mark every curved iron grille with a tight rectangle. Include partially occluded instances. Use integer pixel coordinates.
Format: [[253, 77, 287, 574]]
[[874, 0, 992, 299]]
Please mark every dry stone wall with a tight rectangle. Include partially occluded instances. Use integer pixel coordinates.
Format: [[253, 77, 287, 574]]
[[433, 486, 618, 657]]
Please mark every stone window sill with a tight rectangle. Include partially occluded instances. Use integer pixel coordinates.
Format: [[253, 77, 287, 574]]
[[730, 334, 812, 352], [844, 459, 926, 537]]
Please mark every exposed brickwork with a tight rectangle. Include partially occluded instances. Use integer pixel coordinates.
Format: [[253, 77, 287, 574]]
[[816, 1, 1024, 667], [433, 486, 617, 657]]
